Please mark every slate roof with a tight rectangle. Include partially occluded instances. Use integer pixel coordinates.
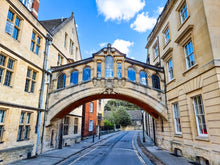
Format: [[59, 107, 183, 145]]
[[40, 14, 74, 36], [40, 18, 67, 33]]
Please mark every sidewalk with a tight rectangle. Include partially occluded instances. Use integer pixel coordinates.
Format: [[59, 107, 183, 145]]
[[138, 131, 192, 165], [9, 131, 121, 165]]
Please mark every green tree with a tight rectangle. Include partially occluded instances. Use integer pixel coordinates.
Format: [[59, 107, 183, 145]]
[[113, 107, 132, 126], [104, 119, 114, 130]]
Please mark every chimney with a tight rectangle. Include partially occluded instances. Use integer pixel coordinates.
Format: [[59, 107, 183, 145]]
[[31, 0, 40, 18]]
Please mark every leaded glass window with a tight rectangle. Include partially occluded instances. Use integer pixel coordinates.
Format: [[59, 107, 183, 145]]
[[70, 70, 78, 85], [128, 67, 136, 82], [105, 56, 114, 78]]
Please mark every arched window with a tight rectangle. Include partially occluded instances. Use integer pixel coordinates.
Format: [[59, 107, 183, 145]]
[[140, 71, 148, 86], [57, 73, 66, 89], [105, 56, 114, 78], [128, 67, 136, 82], [152, 75, 160, 90], [83, 67, 91, 82], [70, 70, 78, 85]]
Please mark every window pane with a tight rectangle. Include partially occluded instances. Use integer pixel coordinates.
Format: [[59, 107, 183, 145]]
[[7, 10, 14, 21], [5, 21, 14, 35], [0, 55, 6, 66], [89, 120, 93, 132], [168, 59, 174, 80], [25, 79, 30, 92], [32, 32, 36, 40], [26, 113, 31, 124], [20, 112, 25, 123], [15, 17, 20, 27], [105, 56, 114, 78], [4, 71, 12, 86], [36, 37, 40, 44], [12, 27, 19, 40], [117, 63, 122, 78], [0, 110, 5, 123], [152, 75, 160, 89], [57, 74, 66, 89], [30, 41, 34, 52], [97, 62, 101, 78], [35, 45, 39, 55], [0, 68, 4, 83], [83, 67, 91, 82], [30, 81, 35, 93], [17, 126, 23, 140], [24, 126, 29, 139], [32, 71, 36, 80], [90, 102, 93, 113], [7, 59, 14, 70], [140, 71, 148, 86], [0, 126, 3, 141], [128, 68, 136, 82], [70, 71, 78, 85]]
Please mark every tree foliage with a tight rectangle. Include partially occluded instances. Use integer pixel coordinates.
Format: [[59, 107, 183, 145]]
[[113, 107, 132, 126], [104, 99, 140, 111]]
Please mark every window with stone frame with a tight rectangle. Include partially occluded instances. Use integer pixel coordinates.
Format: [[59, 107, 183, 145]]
[[90, 102, 94, 113], [97, 62, 101, 78], [173, 103, 182, 134], [64, 33, 68, 48], [0, 110, 6, 143], [57, 73, 66, 89], [184, 40, 195, 69], [167, 58, 174, 81], [105, 56, 114, 78], [82, 67, 91, 82], [57, 54, 63, 66], [24, 68, 37, 93], [179, 2, 188, 24], [152, 75, 160, 90], [5, 9, 22, 40], [74, 118, 78, 134], [0, 53, 15, 87], [140, 71, 148, 86], [69, 39, 74, 55], [117, 62, 122, 79], [17, 111, 31, 141], [128, 67, 136, 82], [63, 116, 69, 135], [30, 31, 41, 55], [193, 95, 208, 136], [70, 70, 78, 85], [164, 27, 170, 45], [153, 44, 159, 59], [20, 0, 33, 10]]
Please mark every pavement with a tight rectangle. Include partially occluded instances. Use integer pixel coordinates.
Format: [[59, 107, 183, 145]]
[[10, 130, 193, 165], [138, 131, 192, 165]]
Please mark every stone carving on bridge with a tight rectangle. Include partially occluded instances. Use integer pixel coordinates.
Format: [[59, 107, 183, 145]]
[[101, 87, 119, 95]]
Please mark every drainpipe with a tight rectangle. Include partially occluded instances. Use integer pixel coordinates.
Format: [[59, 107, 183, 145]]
[[36, 33, 53, 155]]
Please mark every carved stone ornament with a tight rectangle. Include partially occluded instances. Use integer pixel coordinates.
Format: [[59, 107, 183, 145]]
[[101, 88, 118, 95]]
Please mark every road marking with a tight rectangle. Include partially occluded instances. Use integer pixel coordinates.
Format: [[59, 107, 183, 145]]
[[132, 132, 146, 165]]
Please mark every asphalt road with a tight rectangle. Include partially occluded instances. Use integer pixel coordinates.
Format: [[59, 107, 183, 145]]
[[58, 131, 151, 165]]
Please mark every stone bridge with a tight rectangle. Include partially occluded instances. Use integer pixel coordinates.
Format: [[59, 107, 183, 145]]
[[46, 44, 167, 125]]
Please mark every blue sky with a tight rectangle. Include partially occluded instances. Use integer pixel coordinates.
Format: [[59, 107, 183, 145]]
[[38, 0, 167, 62]]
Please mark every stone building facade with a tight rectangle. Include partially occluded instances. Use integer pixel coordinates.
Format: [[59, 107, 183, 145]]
[[146, 0, 220, 164], [0, 0, 81, 163]]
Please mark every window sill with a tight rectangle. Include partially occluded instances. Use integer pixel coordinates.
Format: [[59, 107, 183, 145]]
[[166, 78, 175, 85], [163, 40, 171, 50], [174, 134, 183, 138], [178, 16, 190, 31], [195, 136, 209, 142], [182, 63, 198, 76]]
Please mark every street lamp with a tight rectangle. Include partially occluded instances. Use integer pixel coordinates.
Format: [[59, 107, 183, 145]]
[[141, 110, 146, 142]]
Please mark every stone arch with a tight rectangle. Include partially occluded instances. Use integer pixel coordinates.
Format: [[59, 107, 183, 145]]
[[46, 81, 167, 126]]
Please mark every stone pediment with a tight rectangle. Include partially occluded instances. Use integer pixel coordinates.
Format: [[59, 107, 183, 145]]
[[92, 43, 126, 57]]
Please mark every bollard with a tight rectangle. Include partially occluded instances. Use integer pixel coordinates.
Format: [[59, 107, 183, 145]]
[[93, 134, 95, 143], [99, 133, 100, 139]]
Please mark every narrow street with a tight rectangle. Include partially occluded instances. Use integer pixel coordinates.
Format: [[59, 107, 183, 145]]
[[57, 131, 152, 165]]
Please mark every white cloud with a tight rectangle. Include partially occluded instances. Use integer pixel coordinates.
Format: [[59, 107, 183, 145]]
[[130, 12, 156, 33], [157, 6, 164, 14], [99, 42, 108, 47], [96, 0, 145, 21], [112, 39, 134, 55]]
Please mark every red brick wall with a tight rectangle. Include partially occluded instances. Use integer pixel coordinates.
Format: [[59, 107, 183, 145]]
[[32, 0, 39, 18], [81, 100, 97, 137]]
